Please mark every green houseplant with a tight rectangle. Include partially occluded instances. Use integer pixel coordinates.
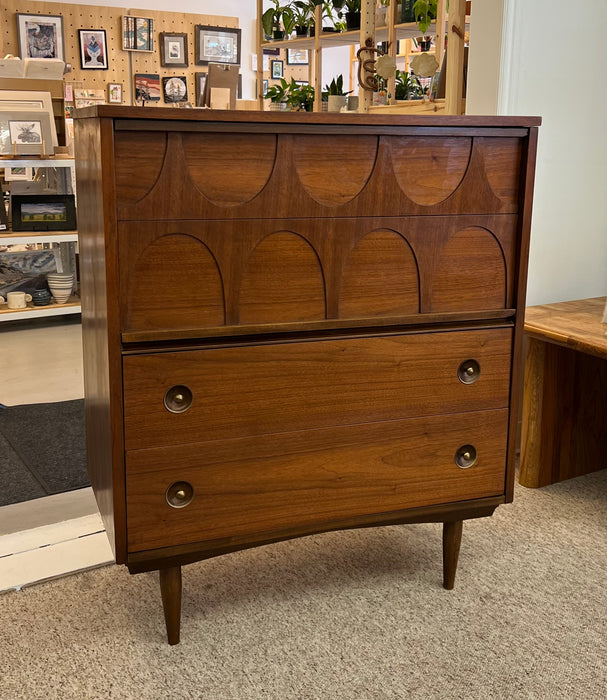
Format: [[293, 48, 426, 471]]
[[266, 77, 315, 111], [323, 74, 352, 111], [291, 1, 313, 36], [262, 0, 295, 39], [394, 69, 424, 100], [332, 0, 362, 30], [413, 0, 437, 35]]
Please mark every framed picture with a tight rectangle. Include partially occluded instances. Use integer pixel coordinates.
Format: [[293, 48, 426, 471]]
[[11, 194, 77, 232], [17, 13, 64, 61], [134, 74, 161, 103], [122, 16, 154, 52], [194, 25, 241, 66], [287, 49, 309, 65], [194, 72, 207, 107], [0, 110, 54, 156], [271, 60, 284, 79], [78, 30, 108, 70], [4, 167, 33, 182], [263, 47, 280, 56], [162, 76, 188, 103], [160, 32, 188, 67], [0, 91, 58, 147], [263, 79, 269, 97], [107, 83, 123, 104]]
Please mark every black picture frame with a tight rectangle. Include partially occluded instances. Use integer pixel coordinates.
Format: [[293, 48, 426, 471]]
[[78, 29, 108, 70], [194, 72, 207, 107], [122, 16, 154, 52], [11, 194, 77, 232], [271, 60, 284, 78], [287, 48, 309, 65], [162, 76, 188, 103], [194, 25, 241, 66], [159, 32, 188, 67]]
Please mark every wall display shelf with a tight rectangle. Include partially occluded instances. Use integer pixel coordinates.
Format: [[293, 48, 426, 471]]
[[1, 157, 79, 322], [75, 106, 539, 645]]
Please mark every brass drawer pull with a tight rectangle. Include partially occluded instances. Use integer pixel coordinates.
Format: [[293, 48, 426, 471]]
[[455, 445, 477, 469], [457, 359, 480, 384], [164, 385, 193, 413], [166, 481, 195, 508]]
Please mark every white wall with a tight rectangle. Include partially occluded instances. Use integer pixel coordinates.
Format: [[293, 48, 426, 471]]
[[498, 0, 607, 305]]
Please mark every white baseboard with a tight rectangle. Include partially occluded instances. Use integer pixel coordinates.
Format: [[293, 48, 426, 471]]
[[0, 513, 114, 592]]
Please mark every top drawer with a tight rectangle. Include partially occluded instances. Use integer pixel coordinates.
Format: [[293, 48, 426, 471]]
[[114, 131, 523, 221]]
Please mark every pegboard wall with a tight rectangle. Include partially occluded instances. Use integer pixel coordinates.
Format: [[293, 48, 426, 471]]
[[1, 0, 238, 105]]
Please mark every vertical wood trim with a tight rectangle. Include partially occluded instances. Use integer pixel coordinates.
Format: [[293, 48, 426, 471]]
[[505, 126, 539, 500], [360, 0, 375, 112], [387, 0, 396, 104], [436, 0, 446, 69], [314, 5, 322, 112], [257, 0, 264, 110], [445, 0, 466, 115]]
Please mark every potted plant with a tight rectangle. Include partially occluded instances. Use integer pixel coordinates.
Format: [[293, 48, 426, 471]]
[[332, 0, 361, 30], [323, 74, 352, 112], [265, 78, 290, 109], [262, 0, 295, 40], [376, 0, 390, 27], [291, 1, 312, 36], [286, 79, 315, 111], [394, 69, 423, 100]]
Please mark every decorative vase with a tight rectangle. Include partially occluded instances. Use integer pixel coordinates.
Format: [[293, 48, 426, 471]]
[[47, 272, 74, 305], [31, 288, 52, 306]]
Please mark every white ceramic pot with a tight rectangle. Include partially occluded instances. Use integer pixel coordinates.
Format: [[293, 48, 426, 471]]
[[327, 95, 347, 112]]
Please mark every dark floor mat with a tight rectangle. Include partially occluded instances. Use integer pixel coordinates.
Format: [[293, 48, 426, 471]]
[[0, 399, 88, 497], [0, 433, 46, 506]]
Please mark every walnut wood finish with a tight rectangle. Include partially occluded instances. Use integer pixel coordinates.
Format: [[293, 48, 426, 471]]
[[519, 298, 607, 488], [159, 566, 182, 646], [73, 108, 539, 644], [443, 521, 463, 590]]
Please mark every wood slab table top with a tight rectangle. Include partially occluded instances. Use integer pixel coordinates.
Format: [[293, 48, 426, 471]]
[[524, 297, 607, 360]]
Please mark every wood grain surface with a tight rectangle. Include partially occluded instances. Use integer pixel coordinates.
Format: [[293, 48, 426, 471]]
[[122, 328, 513, 451], [126, 409, 509, 552]]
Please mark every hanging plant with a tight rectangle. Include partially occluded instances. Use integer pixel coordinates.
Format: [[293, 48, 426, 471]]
[[412, 0, 438, 35]]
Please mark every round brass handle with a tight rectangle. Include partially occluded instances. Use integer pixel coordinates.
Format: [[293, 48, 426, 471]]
[[164, 385, 193, 413], [457, 359, 481, 385], [455, 445, 478, 469], [166, 481, 194, 508]]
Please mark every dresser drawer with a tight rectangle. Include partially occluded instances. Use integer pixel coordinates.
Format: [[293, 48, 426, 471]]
[[125, 408, 509, 552], [119, 215, 518, 338], [123, 328, 512, 451]]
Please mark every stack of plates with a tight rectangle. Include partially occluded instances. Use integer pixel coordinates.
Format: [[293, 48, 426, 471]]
[[46, 273, 74, 305]]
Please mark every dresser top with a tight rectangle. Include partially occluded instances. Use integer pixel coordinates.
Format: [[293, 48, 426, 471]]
[[73, 105, 541, 129]]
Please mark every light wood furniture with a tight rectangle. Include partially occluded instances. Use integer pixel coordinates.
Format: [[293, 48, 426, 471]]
[[74, 107, 539, 644], [520, 297, 607, 488]]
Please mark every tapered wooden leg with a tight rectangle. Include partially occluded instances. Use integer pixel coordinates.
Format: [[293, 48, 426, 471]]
[[159, 566, 182, 645], [442, 520, 463, 590]]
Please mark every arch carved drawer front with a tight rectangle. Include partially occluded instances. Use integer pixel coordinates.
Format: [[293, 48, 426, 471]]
[[117, 215, 518, 337], [122, 327, 513, 452]]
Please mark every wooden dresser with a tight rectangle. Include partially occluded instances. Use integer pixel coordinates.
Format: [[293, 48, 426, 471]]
[[74, 107, 539, 644]]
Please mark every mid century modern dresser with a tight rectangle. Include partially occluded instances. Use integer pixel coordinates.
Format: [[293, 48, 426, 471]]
[[74, 107, 539, 644]]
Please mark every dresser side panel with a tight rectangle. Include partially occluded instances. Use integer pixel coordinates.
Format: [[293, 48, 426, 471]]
[[75, 116, 125, 563]]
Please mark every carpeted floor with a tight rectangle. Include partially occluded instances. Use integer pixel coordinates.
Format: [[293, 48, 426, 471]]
[[0, 400, 88, 505], [1, 470, 606, 700]]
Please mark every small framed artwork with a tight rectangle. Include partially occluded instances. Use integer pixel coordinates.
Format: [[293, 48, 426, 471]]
[[194, 25, 241, 66], [263, 47, 280, 56], [160, 32, 188, 67], [11, 194, 77, 232], [0, 110, 54, 155], [78, 30, 108, 70], [4, 166, 33, 182], [17, 13, 64, 60], [122, 16, 154, 52], [134, 74, 161, 103], [194, 72, 207, 107], [162, 76, 188, 103], [271, 60, 284, 79], [287, 49, 309, 65], [263, 79, 269, 97], [107, 83, 123, 104]]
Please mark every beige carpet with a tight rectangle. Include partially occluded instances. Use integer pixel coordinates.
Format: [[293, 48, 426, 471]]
[[1, 471, 606, 700]]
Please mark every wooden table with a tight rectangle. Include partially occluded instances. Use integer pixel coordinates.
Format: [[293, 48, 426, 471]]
[[519, 297, 607, 487]]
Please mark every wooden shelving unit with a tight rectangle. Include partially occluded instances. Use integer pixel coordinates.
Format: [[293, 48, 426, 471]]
[[256, 0, 467, 114], [0, 296, 81, 321]]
